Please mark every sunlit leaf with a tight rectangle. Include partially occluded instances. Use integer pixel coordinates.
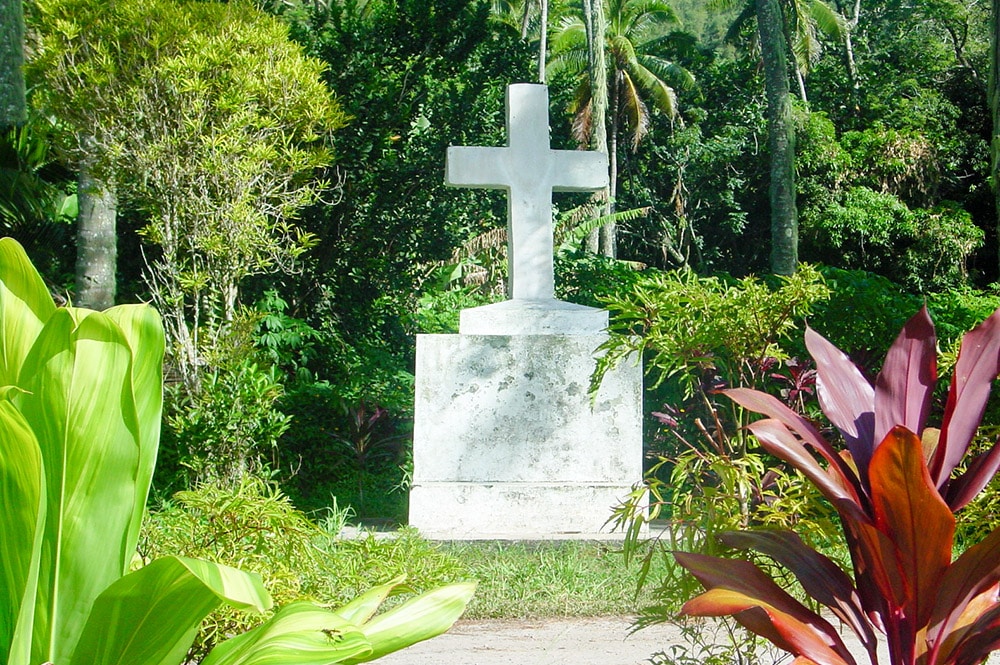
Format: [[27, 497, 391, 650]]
[[73, 556, 271, 665], [16, 308, 141, 664], [933, 308, 1000, 487], [0, 395, 45, 665], [874, 306, 935, 450], [0, 238, 56, 385], [929, 526, 1000, 651], [681, 588, 853, 665], [345, 582, 477, 663], [201, 602, 372, 665], [805, 327, 875, 478], [331, 576, 405, 626], [102, 304, 164, 560], [719, 530, 876, 653], [870, 427, 954, 628]]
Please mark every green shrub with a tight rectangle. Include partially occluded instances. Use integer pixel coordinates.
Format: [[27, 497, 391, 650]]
[[801, 188, 982, 293], [161, 358, 292, 490], [276, 383, 410, 520], [601, 265, 837, 549], [805, 266, 921, 369], [142, 478, 469, 663]]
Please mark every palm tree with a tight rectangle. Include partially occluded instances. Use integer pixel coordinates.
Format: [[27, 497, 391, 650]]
[[1, 0, 26, 126], [713, 0, 842, 274], [491, 0, 569, 82], [550, 0, 694, 257]]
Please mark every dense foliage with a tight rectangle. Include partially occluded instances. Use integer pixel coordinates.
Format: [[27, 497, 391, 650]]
[[5, 0, 1000, 541]]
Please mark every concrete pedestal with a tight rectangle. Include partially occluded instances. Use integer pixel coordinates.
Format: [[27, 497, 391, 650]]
[[409, 333, 643, 539]]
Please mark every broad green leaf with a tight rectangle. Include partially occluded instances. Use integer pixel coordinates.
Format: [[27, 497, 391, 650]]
[[870, 427, 955, 629], [0, 237, 56, 385], [331, 576, 405, 625], [873, 306, 936, 451], [345, 582, 476, 663], [202, 601, 372, 665], [72, 556, 271, 665], [103, 304, 164, 558], [805, 326, 876, 477], [0, 396, 46, 665], [16, 308, 142, 665]]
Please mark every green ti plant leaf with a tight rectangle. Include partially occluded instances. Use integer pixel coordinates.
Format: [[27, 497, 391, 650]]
[[676, 306, 1000, 665]]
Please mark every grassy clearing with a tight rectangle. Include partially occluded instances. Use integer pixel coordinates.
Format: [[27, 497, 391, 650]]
[[442, 540, 678, 619]]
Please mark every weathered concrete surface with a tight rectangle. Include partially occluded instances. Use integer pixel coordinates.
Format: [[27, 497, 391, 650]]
[[459, 299, 608, 336], [409, 333, 642, 539]]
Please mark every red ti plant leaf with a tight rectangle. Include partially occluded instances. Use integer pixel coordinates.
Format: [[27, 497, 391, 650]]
[[746, 418, 861, 507], [947, 600, 1000, 665], [719, 530, 878, 659], [945, 439, 1000, 512], [927, 526, 1000, 662], [932, 308, 1000, 492], [675, 552, 856, 665], [725, 387, 864, 503], [869, 427, 955, 631], [805, 326, 876, 479], [873, 307, 936, 454]]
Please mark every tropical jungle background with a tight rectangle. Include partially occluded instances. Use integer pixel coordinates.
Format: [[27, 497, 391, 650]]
[[5, 0, 1000, 593]]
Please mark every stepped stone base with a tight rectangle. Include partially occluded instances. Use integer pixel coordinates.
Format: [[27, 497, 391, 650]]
[[409, 333, 643, 540]]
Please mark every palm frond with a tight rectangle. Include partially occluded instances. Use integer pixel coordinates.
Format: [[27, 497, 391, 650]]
[[638, 53, 695, 90], [556, 205, 652, 253], [809, 0, 845, 40], [620, 72, 650, 149], [628, 60, 677, 117]]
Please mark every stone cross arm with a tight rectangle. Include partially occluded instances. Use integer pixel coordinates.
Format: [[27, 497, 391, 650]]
[[445, 84, 609, 302]]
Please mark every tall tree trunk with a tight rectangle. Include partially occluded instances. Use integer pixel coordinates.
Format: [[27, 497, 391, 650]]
[[538, 0, 548, 83], [76, 160, 117, 310], [583, 0, 613, 256], [840, 0, 861, 116], [604, 69, 619, 258], [0, 0, 26, 127], [992, 0, 1000, 268], [757, 0, 798, 276]]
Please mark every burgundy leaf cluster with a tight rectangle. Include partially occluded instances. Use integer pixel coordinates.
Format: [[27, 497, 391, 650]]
[[676, 306, 1000, 665]]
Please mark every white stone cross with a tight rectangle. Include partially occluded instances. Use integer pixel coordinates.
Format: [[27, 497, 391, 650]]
[[446, 83, 609, 301]]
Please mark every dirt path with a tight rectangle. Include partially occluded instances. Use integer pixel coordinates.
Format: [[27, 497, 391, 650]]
[[376, 616, 687, 665]]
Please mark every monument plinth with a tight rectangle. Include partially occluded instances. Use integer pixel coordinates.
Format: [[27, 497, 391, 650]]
[[409, 84, 643, 539]]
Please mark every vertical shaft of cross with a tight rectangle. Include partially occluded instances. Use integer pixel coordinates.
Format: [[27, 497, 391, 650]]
[[446, 84, 609, 302]]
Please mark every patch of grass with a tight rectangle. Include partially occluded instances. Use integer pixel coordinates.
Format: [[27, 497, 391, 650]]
[[444, 540, 679, 619]]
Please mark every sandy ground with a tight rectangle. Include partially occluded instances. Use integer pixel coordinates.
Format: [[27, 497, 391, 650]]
[[376, 616, 708, 665]]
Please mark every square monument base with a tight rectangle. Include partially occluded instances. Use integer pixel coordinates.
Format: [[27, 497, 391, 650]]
[[410, 333, 643, 540]]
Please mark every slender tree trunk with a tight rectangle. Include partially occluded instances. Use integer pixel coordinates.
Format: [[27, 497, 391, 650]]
[[837, 0, 861, 116], [538, 0, 548, 82], [604, 69, 619, 258], [0, 0, 26, 127], [583, 0, 613, 256], [757, 0, 798, 275], [795, 67, 809, 106], [76, 159, 117, 310], [991, 0, 1000, 268]]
